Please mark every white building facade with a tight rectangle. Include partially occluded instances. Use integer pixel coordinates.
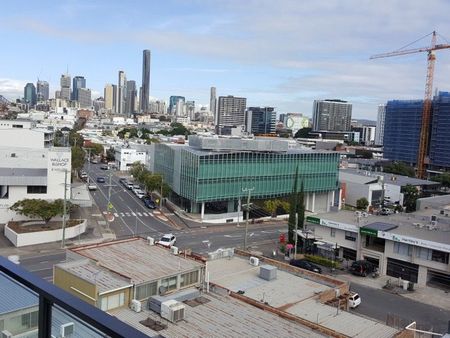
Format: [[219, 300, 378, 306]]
[[375, 104, 386, 146], [115, 148, 147, 171], [0, 120, 71, 223]]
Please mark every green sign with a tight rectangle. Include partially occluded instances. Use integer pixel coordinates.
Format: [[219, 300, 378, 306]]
[[108, 202, 113, 210], [306, 216, 320, 225], [360, 227, 378, 236]]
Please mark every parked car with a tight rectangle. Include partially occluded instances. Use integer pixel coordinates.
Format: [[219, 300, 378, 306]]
[[90, 158, 98, 164], [79, 171, 88, 179], [143, 197, 157, 209], [96, 177, 106, 183], [100, 164, 108, 170], [134, 189, 146, 199], [126, 182, 134, 190], [348, 292, 361, 308], [119, 178, 127, 185], [289, 259, 322, 274], [132, 184, 140, 190], [87, 183, 97, 191], [158, 234, 176, 247], [350, 260, 375, 277]]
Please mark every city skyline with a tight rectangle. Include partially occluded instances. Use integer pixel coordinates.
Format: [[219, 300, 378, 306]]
[[1, 1, 450, 119]]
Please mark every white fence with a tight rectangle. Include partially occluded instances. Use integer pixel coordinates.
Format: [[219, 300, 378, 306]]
[[4, 219, 87, 247]]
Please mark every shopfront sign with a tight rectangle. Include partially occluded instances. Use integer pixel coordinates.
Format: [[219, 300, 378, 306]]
[[49, 151, 70, 170], [378, 231, 450, 253], [360, 227, 378, 236], [306, 216, 359, 233]]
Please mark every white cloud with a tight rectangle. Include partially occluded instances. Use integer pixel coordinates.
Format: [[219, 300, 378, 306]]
[[0, 78, 27, 101]]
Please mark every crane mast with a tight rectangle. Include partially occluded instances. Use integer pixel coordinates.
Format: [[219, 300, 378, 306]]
[[370, 31, 450, 179]]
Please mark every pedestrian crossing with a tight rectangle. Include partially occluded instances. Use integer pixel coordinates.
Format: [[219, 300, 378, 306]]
[[112, 211, 155, 218]]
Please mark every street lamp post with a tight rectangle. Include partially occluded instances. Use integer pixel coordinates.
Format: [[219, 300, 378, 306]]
[[242, 187, 254, 251], [61, 169, 68, 248]]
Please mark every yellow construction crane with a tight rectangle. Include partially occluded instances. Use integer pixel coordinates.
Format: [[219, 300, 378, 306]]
[[370, 31, 450, 179]]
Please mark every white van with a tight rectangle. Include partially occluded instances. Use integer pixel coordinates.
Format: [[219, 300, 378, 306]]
[[348, 292, 361, 309]]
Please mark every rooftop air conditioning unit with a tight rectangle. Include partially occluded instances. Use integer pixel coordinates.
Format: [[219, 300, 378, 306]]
[[171, 246, 179, 255], [147, 236, 154, 245], [161, 300, 186, 323], [249, 256, 259, 266], [60, 323, 74, 338], [131, 299, 142, 313], [1, 330, 12, 338]]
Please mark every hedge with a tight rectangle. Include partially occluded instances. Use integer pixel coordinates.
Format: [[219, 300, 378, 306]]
[[304, 254, 340, 269]]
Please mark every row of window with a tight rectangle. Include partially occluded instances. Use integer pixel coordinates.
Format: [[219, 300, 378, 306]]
[[394, 242, 449, 264], [0, 185, 47, 198], [100, 292, 125, 311]]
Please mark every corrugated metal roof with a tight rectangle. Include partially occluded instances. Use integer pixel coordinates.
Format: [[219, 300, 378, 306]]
[[73, 238, 204, 285], [0, 272, 38, 315]]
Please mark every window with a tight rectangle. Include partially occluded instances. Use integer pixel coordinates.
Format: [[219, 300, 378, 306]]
[[431, 250, 449, 264], [416, 247, 432, 260], [135, 282, 157, 300], [160, 276, 177, 292], [100, 292, 125, 311], [393, 242, 412, 256], [180, 271, 199, 288], [330, 228, 336, 237], [27, 186, 47, 194], [345, 231, 357, 241], [343, 248, 357, 260], [0, 186, 8, 199]]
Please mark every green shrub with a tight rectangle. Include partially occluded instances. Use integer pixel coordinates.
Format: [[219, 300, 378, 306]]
[[304, 254, 339, 269]]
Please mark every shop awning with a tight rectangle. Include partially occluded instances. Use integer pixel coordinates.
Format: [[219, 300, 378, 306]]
[[295, 229, 315, 239]]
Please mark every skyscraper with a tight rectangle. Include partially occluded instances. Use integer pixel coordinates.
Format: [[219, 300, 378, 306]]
[[217, 95, 247, 135], [375, 104, 386, 146], [77, 88, 92, 108], [72, 76, 86, 101], [24, 83, 37, 106], [36, 80, 49, 101], [125, 80, 137, 115], [186, 101, 195, 120], [169, 96, 185, 115], [60, 74, 71, 100], [428, 92, 450, 169], [312, 99, 352, 132], [140, 49, 151, 113], [112, 84, 118, 113], [117, 71, 126, 114], [210, 87, 216, 119], [104, 84, 114, 111], [246, 107, 276, 135]]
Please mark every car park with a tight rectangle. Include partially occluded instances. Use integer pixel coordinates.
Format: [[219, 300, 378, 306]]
[[348, 292, 361, 308], [158, 234, 176, 247], [350, 260, 375, 277], [289, 259, 322, 274], [96, 177, 106, 183]]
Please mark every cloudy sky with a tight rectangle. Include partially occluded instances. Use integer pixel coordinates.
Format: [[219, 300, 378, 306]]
[[1, 0, 450, 119]]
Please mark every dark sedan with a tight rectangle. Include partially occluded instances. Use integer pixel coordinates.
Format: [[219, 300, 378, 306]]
[[289, 259, 322, 274]]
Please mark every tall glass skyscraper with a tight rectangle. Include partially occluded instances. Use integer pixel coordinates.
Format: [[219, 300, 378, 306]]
[[429, 92, 450, 169], [36, 80, 49, 101], [72, 76, 86, 101], [140, 49, 151, 113], [24, 83, 37, 106]]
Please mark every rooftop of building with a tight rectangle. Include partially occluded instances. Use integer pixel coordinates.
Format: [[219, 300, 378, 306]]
[[71, 238, 204, 285], [340, 168, 439, 187], [310, 210, 450, 246], [111, 290, 324, 338], [56, 259, 132, 294], [207, 255, 398, 338]]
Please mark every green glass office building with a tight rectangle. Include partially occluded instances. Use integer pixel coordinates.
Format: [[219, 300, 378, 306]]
[[154, 136, 339, 220]]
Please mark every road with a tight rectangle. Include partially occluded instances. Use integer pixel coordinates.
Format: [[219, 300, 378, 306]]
[[18, 251, 66, 282], [85, 162, 173, 237], [351, 283, 450, 334]]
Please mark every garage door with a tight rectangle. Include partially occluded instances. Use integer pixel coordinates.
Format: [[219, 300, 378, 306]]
[[427, 270, 450, 290], [386, 258, 418, 283]]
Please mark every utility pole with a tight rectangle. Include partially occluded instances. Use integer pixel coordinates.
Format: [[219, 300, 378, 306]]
[[237, 198, 241, 227], [160, 176, 164, 208], [294, 213, 298, 258], [61, 169, 68, 248], [242, 187, 254, 251]]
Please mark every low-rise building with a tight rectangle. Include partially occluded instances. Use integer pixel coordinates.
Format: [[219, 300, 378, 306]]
[[115, 147, 147, 171], [0, 120, 71, 223], [340, 168, 440, 208], [54, 238, 205, 311], [304, 201, 450, 287]]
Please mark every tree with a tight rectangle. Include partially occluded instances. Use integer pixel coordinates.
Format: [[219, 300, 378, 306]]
[[402, 184, 419, 212], [263, 200, 279, 217], [71, 146, 85, 174], [161, 182, 171, 198], [10, 199, 69, 224], [356, 197, 369, 210], [89, 143, 104, 156], [143, 174, 162, 193], [294, 127, 312, 138], [383, 161, 415, 177], [297, 182, 305, 230], [69, 129, 84, 147], [170, 122, 191, 136], [129, 162, 147, 183], [106, 147, 115, 162], [431, 172, 450, 187]]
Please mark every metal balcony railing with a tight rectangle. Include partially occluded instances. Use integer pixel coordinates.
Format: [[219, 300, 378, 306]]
[[0, 255, 150, 338]]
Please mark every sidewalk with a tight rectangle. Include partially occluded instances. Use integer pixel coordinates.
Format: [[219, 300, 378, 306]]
[[251, 241, 450, 312]]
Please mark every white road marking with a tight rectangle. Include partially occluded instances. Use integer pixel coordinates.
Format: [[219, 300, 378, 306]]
[[125, 212, 131, 217], [137, 212, 142, 217], [114, 213, 119, 217], [102, 211, 108, 215], [143, 212, 149, 216], [120, 212, 125, 217], [131, 212, 136, 217]]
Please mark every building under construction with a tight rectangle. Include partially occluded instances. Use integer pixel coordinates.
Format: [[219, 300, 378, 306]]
[[383, 91, 450, 173]]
